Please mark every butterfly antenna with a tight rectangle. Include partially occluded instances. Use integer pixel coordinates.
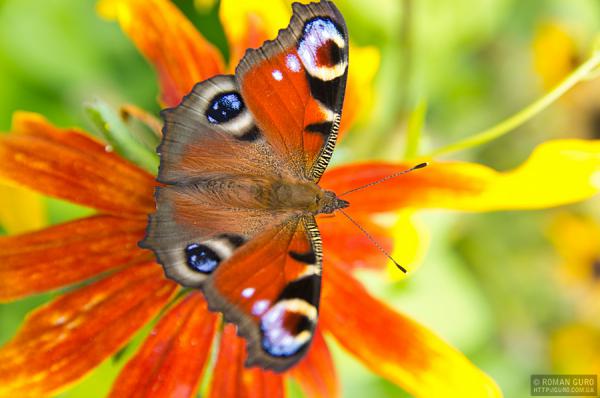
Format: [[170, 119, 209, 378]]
[[339, 162, 428, 197], [338, 209, 407, 273]]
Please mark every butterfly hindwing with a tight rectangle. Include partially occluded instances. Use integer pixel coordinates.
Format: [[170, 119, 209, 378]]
[[203, 216, 322, 371], [140, 180, 293, 287], [236, 1, 349, 181]]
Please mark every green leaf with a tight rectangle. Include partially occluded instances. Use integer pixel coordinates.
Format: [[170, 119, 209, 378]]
[[85, 99, 159, 173]]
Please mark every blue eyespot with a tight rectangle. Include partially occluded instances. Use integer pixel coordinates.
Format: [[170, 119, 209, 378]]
[[185, 243, 220, 273], [206, 92, 244, 124]]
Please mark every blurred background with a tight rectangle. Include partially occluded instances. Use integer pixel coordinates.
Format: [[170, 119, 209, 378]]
[[0, 0, 599, 397]]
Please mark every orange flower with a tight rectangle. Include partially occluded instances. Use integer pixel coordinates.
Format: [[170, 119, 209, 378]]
[[0, 112, 505, 398], [1, 1, 600, 397]]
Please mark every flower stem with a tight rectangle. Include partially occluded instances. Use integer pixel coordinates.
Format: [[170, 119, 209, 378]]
[[426, 50, 600, 158], [404, 99, 427, 159]]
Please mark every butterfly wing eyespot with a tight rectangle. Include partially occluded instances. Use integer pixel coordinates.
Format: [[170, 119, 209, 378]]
[[143, 0, 348, 372], [205, 91, 245, 124]]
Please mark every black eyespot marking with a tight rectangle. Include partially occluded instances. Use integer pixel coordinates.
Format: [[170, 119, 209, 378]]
[[307, 74, 344, 110], [289, 250, 317, 264], [238, 126, 261, 142], [206, 92, 245, 124], [294, 314, 313, 334], [219, 234, 246, 248], [325, 39, 342, 66], [278, 275, 320, 304], [305, 121, 333, 136], [185, 243, 221, 273]]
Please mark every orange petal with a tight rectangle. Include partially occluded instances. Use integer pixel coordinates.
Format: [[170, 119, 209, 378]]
[[290, 327, 339, 398], [98, 0, 225, 107], [321, 262, 502, 398], [321, 139, 600, 213], [0, 215, 150, 302], [109, 292, 217, 398], [208, 324, 285, 398], [0, 112, 155, 215], [319, 212, 393, 271], [0, 263, 176, 398]]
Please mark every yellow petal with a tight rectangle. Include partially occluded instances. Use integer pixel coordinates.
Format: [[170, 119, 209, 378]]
[[321, 139, 600, 212], [385, 210, 430, 280], [220, 0, 287, 67], [0, 183, 46, 234], [477, 139, 600, 210], [340, 44, 381, 133]]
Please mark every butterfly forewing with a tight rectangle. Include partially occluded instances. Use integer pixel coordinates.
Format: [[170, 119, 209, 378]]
[[236, 1, 348, 181], [156, 75, 286, 185]]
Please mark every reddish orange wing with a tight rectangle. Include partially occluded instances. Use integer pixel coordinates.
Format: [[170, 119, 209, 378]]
[[236, 1, 348, 181], [204, 216, 322, 371]]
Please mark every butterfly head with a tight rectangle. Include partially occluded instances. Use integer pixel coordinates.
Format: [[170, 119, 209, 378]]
[[318, 190, 349, 214]]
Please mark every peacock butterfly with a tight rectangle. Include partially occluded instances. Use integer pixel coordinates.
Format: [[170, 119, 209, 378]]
[[141, 0, 349, 371]]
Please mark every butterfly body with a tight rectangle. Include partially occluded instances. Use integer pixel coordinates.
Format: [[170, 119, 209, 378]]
[[142, 1, 349, 371]]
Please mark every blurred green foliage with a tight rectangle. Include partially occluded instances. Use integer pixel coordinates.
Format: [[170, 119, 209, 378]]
[[0, 0, 599, 397]]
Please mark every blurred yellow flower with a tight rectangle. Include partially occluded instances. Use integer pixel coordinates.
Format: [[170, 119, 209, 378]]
[[551, 323, 600, 375], [549, 213, 600, 323], [533, 21, 600, 139], [533, 22, 579, 91]]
